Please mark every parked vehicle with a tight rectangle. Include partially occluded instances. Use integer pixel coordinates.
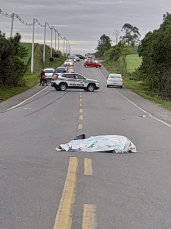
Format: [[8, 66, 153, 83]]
[[107, 74, 123, 88], [43, 68, 55, 80], [51, 73, 100, 92], [55, 67, 67, 73]]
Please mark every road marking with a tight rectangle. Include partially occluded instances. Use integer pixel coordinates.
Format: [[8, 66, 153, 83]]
[[80, 99, 82, 102], [80, 103, 82, 107], [6, 86, 48, 111], [84, 158, 92, 175], [99, 68, 171, 129], [80, 109, 83, 113], [78, 124, 83, 129], [80, 95, 82, 98], [53, 157, 78, 229], [82, 204, 96, 229], [79, 115, 83, 120]]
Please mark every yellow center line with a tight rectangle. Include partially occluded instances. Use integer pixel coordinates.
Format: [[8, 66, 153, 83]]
[[79, 115, 83, 120], [82, 204, 96, 229], [53, 157, 78, 229], [84, 158, 92, 175], [80, 109, 83, 113], [78, 124, 83, 129]]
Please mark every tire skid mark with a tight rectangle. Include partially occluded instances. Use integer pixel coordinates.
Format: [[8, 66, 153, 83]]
[[24, 91, 69, 117], [0, 90, 54, 115]]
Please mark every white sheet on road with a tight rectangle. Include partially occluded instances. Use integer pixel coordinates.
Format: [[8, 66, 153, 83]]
[[56, 135, 137, 153]]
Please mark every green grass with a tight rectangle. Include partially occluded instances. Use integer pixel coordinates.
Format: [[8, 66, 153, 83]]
[[126, 54, 142, 74], [0, 75, 39, 101], [123, 78, 171, 110], [20, 43, 33, 65]]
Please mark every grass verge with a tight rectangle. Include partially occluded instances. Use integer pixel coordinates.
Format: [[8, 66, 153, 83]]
[[124, 78, 171, 110], [0, 75, 39, 101], [103, 60, 171, 111]]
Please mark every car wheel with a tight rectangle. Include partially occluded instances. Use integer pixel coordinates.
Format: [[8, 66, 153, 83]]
[[96, 66, 99, 68], [87, 84, 95, 92], [120, 86, 123, 88], [60, 83, 67, 91], [55, 86, 60, 91], [107, 85, 109, 88], [85, 65, 88, 67]]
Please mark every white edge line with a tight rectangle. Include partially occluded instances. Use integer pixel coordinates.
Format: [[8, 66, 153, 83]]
[[99, 69, 171, 128], [6, 86, 48, 111]]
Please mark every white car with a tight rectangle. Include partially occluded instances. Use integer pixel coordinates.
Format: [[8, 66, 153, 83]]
[[74, 56, 80, 61], [107, 74, 123, 88], [51, 73, 100, 92], [64, 59, 74, 66], [43, 68, 55, 80]]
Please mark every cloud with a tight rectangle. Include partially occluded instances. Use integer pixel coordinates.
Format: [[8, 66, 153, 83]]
[[1, 0, 171, 54]]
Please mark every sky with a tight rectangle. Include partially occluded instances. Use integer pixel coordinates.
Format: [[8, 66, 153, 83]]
[[1, 0, 171, 55]]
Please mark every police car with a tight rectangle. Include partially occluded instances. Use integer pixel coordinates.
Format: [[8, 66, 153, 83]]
[[51, 73, 100, 92]]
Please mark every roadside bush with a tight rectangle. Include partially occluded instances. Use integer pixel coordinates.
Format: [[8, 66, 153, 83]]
[[0, 31, 28, 88]]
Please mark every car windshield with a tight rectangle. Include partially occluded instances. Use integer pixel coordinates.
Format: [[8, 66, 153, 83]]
[[57, 69, 64, 73], [45, 70, 54, 73], [110, 75, 121, 78]]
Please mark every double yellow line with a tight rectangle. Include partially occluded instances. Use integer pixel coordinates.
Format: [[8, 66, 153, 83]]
[[53, 157, 96, 229]]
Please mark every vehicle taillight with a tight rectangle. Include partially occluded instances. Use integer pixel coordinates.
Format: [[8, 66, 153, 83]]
[[108, 77, 110, 80], [120, 78, 123, 82]]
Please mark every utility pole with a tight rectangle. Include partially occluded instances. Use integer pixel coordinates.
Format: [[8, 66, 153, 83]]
[[50, 27, 53, 57], [55, 29, 56, 51], [10, 13, 14, 38], [63, 37, 65, 56], [66, 38, 67, 57], [31, 18, 35, 73], [58, 32, 59, 52], [43, 22, 46, 63]]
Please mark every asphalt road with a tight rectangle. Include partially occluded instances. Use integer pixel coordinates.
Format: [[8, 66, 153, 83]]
[[1, 60, 171, 229]]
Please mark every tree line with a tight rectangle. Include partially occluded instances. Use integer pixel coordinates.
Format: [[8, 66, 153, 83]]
[[95, 13, 171, 100], [137, 12, 171, 100], [0, 32, 27, 88]]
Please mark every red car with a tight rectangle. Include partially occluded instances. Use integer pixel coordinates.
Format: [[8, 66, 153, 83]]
[[84, 60, 101, 68]]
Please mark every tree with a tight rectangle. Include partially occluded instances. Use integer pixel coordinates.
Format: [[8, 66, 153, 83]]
[[136, 12, 171, 99], [0, 32, 28, 87], [95, 34, 111, 57], [120, 23, 141, 46]]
